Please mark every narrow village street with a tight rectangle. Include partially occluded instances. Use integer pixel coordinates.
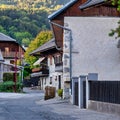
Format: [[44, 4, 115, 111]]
[[0, 88, 119, 120]]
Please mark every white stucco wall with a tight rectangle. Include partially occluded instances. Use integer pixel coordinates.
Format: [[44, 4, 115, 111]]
[[4, 59, 10, 64], [64, 17, 120, 80], [48, 57, 64, 89], [0, 63, 3, 81], [41, 57, 63, 90]]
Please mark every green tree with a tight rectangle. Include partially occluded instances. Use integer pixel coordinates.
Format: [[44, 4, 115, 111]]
[[24, 31, 53, 68], [0, 0, 69, 46], [109, 0, 120, 38], [14, 31, 32, 44], [0, 25, 7, 34], [22, 38, 30, 47], [111, 0, 120, 11]]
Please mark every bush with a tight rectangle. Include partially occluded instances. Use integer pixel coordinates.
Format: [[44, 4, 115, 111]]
[[23, 66, 32, 78], [57, 89, 63, 98], [0, 81, 23, 92], [3, 73, 19, 82], [3, 73, 13, 82]]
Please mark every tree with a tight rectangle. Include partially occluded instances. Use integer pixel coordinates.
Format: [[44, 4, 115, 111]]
[[0, 25, 7, 34], [22, 38, 30, 47], [13, 31, 32, 44], [24, 30, 53, 68], [111, 0, 120, 11], [109, 0, 120, 38]]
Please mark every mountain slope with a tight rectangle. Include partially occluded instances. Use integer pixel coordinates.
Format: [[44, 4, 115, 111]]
[[0, 0, 70, 46]]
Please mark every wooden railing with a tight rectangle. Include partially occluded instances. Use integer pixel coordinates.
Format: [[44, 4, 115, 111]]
[[32, 66, 49, 74], [2, 52, 22, 58]]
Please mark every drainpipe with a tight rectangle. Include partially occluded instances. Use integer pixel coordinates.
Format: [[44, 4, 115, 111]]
[[49, 21, 73, 95]]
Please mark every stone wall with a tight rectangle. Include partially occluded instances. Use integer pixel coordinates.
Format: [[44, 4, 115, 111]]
[[88, 100, 120, 115]]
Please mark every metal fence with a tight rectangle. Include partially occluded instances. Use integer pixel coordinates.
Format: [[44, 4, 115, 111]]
[[89, 81, 120, 104]]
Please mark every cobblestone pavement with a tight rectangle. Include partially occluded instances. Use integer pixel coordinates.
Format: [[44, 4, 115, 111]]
[[0, 88, 119, 120]]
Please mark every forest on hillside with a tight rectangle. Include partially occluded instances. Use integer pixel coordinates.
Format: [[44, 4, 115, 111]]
[[0, 0, 69, 46], [0, 0, 69, 9]]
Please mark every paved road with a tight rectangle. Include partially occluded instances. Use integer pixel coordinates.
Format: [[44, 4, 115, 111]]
[[0, 88, 119, 120]]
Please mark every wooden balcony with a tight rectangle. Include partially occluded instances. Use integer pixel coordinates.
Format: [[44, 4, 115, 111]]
[[32, 66, 49, 74], [2, 52, 22, 58]]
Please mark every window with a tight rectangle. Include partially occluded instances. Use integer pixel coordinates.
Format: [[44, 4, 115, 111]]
[[50, 56, 52, 65], [5, 47, 9, 53], [10, 60, 14, 64], [55, 76, 57, 81], [54, 55, 62, 64], [44, 78, 46, 85], [50, 77, 52, 84]]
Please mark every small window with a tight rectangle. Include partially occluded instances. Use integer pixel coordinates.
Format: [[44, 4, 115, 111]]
[[54, 56, 56, 64], [44, 78, 46, 85], [50, 77, 52, 84], [10, 60, 14, 64], [5, 47, 9, 53], [55, 76, 57, 81], [54, 55, 62, 64], [50, 56, 52, 65]]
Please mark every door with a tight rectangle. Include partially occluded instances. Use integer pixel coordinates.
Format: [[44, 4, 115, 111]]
[[83, 81, 86, 108], [58, 75, 61, 89], [80, 76, 87, 108], [74, 82, 79, 106]]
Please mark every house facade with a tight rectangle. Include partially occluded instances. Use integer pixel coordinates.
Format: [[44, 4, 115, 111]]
[[0, 32, 25, 82], [0, 33, 25, 65], [48, 0, 120, 114], [30, 39, 64, 91]]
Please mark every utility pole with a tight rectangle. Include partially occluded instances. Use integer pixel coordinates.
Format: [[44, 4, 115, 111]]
[[13, 51, 17, 92]]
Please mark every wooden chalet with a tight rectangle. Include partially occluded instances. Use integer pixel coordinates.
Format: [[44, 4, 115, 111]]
[[48, 0, 120, 49], [30, 39, 63, 90], [0, 32, 25, 65], [0, 33, 25, 82]]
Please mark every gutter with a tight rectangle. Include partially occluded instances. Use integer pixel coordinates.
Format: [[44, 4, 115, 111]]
[[49, 20, 72, 94]]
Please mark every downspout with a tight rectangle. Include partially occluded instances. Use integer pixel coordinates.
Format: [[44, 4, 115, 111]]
[[49, 20, 73, 95]]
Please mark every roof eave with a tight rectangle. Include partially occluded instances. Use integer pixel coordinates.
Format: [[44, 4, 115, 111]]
[[79, 0, 105, 10], [48, 0, 78, 20], [30, 46, 56, 56]]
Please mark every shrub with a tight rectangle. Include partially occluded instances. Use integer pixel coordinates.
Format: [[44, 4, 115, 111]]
[[57, 89, 63, 98], [3, 73, 13, 82], [3, 73, 19, 82], [0, 81, 23, 92]]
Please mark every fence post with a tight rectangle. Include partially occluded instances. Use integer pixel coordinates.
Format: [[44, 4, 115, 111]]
[[78, 77, 81, 108], [86, 78, 89, 109]]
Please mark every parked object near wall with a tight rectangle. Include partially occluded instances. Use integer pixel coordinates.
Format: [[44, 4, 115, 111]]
[[44, 86, 56, 100]]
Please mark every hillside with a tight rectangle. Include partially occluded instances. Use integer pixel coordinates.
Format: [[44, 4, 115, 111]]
[[0, 0, 70, 46], [0, 0, 69, 9]]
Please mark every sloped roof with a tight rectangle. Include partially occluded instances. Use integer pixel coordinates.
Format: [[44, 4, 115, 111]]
[[0, 32, 16, 42], [0, 61, 23, 70], [33, 57, 45, 66], [30, 38, 56, 55], [48, 0, 78, 20], [79, 0, 105, 9], [0, 33, 25, 51], [48, 0, 106, 20]]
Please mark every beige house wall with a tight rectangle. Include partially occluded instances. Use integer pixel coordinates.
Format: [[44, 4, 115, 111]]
[[64, 17, 120, 81]]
